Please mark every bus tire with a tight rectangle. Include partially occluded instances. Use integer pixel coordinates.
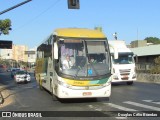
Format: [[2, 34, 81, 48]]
[[127, 81, 133, 85], [50, 83, 58, 101]]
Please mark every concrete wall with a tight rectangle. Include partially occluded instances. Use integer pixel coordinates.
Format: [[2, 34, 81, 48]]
[[137, 73, 160, 84], [131, 40, 147, 48]]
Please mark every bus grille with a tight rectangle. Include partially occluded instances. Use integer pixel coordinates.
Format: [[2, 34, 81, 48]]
[[119, 69, 131, 75], [119, 69, 131, 80]]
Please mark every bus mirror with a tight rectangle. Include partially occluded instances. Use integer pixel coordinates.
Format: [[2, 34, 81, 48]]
[[54, 42, 58, 59], [133, 54, 138, 63]]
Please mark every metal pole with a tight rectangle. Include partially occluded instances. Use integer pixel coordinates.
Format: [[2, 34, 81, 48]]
[[0, 0, 32, 15]]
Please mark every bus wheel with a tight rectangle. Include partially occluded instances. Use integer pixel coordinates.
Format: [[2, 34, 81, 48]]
[[50, 84, 58, 101], [39, 79, 44, 90], [127, 81, 133, 85]]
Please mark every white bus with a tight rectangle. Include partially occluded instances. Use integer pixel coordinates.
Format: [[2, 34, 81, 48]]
[[35, 28, 114, 99]]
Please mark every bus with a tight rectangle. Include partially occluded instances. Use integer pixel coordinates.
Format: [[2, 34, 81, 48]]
[[35, 28, 114, 99]]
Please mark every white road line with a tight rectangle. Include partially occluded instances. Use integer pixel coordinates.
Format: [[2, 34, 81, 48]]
[[88, 104, 131, 119], [115, 117, 127, 120], [143, 100, 160, 105], [88, 105, 102, 111], [103, 103, 137, 111], [124, 101, 160, 111]]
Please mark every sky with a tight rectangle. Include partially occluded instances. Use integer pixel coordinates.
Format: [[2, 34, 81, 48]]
[[0, 0, 160, 49]]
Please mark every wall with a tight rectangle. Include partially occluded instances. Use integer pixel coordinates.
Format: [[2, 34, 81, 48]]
[[137, 73, 160, 84], [131, 40, 147, 48]]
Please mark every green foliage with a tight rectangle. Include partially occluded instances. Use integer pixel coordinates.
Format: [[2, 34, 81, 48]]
[[150, 56, 160, 74], [0, 59, 11, 67], [0, 19, 11, 35], [144, 37, 160, 44]]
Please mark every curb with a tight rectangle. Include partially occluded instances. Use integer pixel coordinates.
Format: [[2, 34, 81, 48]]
[[0, 82, 16, 108], [0, 89, 15, 108], [0, 92, 4, 104]]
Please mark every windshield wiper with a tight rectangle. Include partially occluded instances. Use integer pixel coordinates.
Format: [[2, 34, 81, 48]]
[[89, 62, 99, 77], [74, 58, 87, 77]]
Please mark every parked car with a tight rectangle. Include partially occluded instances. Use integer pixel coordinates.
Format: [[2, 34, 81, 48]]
[[14, 70, 31, 83], [11, 68, 21, 78], [6, 68, 11, 72]]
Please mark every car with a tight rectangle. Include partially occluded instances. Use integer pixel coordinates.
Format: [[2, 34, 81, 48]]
[[11, 68, 20, 78], [6, 69, 11, 72], [6, 68, 11, 72], [14, 70, 31, 83]]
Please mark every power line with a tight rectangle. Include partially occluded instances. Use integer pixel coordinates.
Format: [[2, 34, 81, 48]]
[[14, 0, 62, 31], [0, 0, 32, 15]]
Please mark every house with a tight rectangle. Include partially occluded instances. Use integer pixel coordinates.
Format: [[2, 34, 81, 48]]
[[130, 44, 160, 63]]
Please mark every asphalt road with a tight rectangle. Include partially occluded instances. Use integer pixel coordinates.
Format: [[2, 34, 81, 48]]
[[0, 71, 160, 120]]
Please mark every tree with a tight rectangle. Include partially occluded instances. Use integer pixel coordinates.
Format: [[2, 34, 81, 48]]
[[144, 37, 160, 44], [0, 19, 11, 35], [150, 56, 160, 74]]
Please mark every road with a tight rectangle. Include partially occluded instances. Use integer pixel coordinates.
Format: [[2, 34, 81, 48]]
[[0, 71, 160, 120]]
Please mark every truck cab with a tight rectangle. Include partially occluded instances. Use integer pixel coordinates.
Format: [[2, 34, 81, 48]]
[[109, 40, 137, 85]]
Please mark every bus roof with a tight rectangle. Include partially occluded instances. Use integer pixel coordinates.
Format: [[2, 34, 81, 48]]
[[54, 28, 106, 38]]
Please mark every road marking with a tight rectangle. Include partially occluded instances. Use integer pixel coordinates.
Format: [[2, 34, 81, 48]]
[[124, 101, 160, 111], [115, 117, 127, 120], [88, 105, 102, 111], [88, 104, 127, 119], [103, 103, 137, 111], [143, 100, 160, 105]]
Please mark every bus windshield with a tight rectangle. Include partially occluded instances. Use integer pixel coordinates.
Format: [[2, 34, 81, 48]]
[[113, 52, 134, 64], [58, 39, 110, 78]]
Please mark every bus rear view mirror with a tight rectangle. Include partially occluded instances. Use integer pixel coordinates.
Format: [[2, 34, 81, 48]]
[[133, 54, 138, 63]]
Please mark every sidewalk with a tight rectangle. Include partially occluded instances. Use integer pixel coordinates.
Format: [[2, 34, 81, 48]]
[[0, 88, 15, 108], [0, 79, 15, 108]]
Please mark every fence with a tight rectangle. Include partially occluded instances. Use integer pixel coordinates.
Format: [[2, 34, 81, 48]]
[[136, 63, 160, 83], [136, 63, 155, 73]]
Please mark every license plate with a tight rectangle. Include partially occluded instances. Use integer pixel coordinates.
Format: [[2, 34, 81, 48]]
[[83, 92, 92, 96], [122, 75, 128, 78]]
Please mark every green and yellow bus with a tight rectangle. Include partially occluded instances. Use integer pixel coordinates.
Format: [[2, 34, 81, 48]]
[[35, 28, 113, 99]]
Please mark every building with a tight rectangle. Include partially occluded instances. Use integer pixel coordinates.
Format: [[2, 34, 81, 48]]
[[0, 49, 12, 59], [27, 47, 37, 67], [130, 44, 160, 63], [12, 45, 28, 62], [0, 44, 37, 68], [130, 40, 147, 48]]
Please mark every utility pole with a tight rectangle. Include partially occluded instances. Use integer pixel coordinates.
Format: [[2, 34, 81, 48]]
[[0, 0, 32, 15], [137, 28, 139, 40]]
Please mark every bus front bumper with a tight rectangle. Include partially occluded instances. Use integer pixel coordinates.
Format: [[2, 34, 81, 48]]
[[56, 84, 111, 99]]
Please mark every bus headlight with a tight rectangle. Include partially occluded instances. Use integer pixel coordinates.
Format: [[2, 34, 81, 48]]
[[57, 80, 71, 88]]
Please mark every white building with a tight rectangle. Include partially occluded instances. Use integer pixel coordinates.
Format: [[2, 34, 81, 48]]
[[0, 49, 13, 59], [27, 47, 37, 66]]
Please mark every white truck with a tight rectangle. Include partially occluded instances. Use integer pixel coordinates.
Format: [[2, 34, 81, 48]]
[[109, 40, 137, 85]]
